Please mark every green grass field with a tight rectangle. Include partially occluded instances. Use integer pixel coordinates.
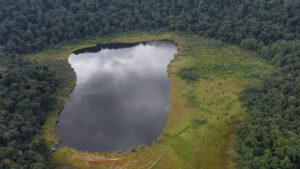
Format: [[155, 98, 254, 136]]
[[25, 32, 272, 169]]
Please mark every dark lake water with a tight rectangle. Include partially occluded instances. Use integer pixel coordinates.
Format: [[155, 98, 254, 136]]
[[57, 41, 177, 152]]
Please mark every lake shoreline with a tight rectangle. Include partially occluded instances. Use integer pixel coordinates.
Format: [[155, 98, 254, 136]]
[[25, 32, 272, 169], [57, 40, 177, 152]]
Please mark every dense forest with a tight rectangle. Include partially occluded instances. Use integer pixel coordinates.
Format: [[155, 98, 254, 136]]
[[0, 0, 299, 56], [0, 0, 299, 168], [237, 40, 300, 169], [0, 57, 60, 168]]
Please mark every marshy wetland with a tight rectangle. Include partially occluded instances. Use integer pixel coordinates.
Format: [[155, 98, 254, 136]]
[[26, 33, 272, 169]]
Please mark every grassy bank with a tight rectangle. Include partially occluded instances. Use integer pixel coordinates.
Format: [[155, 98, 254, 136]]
[[25, 32, 272, 169]]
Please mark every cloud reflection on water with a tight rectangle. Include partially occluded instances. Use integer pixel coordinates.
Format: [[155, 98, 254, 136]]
[[57, 41, 177, 152]]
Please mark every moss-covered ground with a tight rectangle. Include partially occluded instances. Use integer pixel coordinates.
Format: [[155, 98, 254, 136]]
[[25, 32, 272, 169]]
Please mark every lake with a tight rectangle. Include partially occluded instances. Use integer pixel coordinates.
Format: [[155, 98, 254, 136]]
[[57, 41, 177, 152]]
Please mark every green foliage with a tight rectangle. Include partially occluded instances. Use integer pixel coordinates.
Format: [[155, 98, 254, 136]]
[[236, 40, 300, 169], [184, 90, 199, 107], [0, 0, 299, 56], [206, 39, 225, 48], [0, 0, 298, 168], [241, 38, 262, 51], [179, 67, 199, 81], [0, 58, 60, 169], [191, 117, 207, 128]]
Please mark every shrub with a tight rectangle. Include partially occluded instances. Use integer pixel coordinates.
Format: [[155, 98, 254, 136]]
[[179, 67, 199, 81]]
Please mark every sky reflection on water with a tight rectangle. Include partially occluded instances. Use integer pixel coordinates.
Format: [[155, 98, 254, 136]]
[[57, 41, 177, 152]]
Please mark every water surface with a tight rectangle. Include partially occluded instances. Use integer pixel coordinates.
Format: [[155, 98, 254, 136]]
[[57, 41, 177, 152]]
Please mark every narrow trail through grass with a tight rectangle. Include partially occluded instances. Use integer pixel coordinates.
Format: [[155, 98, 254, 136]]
[[26, 32, 272, 169]]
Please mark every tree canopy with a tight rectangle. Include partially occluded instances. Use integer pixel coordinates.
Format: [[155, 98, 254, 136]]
[[0, 0, 299, 168], [0, 0, 299, 56]]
